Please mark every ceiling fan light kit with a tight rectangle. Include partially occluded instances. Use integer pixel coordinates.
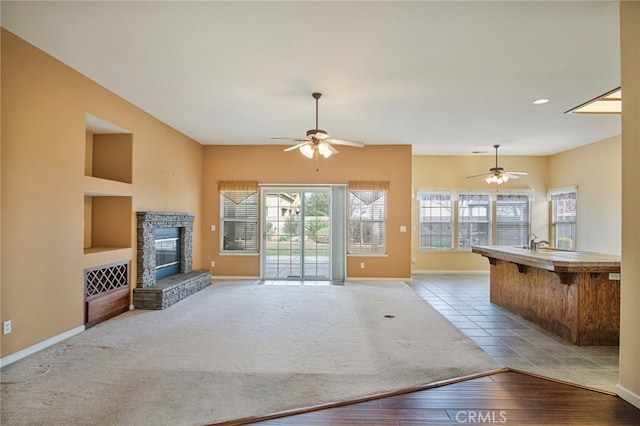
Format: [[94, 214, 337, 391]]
[[467, 145, 528, 185], [276, 92, 365, 162]]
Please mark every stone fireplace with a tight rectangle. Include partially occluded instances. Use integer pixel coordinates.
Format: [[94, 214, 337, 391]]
[[133, 212, 210, 309]]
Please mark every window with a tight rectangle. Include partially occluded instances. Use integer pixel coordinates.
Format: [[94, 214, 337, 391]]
[[549, 186, 577, 250], [418, 189, 533, 251], [496, 193, 531, 247], [348, 181, 389, 254], [458, 193, 491, 250], [418, 192, 453, 250], [219, 181, 259, 253]]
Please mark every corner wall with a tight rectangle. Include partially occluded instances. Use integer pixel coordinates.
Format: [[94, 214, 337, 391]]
[[618, 0, 640, 409], [549, 136, 621, 255], [1, 29, 203, 359]]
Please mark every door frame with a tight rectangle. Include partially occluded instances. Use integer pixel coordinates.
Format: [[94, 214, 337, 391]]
[[260, 185, 346, 282]]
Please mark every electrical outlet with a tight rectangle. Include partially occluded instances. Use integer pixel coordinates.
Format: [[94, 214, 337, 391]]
[[360, 262, 365, 269], [211, 225, 216, 232], [3, 320, 12, 335], [211, 261, 216, 267]]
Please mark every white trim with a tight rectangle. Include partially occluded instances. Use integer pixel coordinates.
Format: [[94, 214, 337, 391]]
[[346, 276, 412, 282], [0, 325, 85, 367], [211, 275, 261, 280], [412, 270, 489, 275], [616, 383, 640, 409]]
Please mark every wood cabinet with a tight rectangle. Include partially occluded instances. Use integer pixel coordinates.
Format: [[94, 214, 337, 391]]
[[86, 287, 130, 328]]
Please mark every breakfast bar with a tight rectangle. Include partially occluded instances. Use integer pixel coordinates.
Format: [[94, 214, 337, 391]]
[[471, 245, 621, 346]]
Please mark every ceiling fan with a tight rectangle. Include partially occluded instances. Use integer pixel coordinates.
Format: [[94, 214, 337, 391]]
[[467, 145, 528, 184], [274, 92, 365, 159]]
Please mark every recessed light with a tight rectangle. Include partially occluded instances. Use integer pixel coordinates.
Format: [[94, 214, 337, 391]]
[[533, 98, 550, 105]]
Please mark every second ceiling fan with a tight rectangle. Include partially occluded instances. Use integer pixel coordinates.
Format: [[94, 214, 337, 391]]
[[274, 92, 365, 159], [467, 145, 528, 184]]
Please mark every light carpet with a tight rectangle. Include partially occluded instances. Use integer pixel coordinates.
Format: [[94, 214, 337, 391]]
[[1, 281, 500, 425]]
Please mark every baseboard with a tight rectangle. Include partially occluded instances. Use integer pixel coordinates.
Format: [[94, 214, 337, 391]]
[[412, 270, 489, 275], [616, 383, 640, 409], [211, 276, 261, 280], [346, 277, 412, 282], [0, 325, 85, 368]]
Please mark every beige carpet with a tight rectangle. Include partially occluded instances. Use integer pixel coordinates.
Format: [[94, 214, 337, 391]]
[[1, 281, 500, 425]]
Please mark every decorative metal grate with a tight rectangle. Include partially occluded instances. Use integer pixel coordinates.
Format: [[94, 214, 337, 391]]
[[85, 262, 129, 298]]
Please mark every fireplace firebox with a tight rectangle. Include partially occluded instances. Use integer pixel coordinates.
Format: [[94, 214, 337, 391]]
[[155, 227, 181, 281]]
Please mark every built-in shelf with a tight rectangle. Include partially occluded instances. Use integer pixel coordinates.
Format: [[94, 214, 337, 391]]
[[83, 247, 133, 269], [84, 176, 132, 197], [83, 114, 134, 327]]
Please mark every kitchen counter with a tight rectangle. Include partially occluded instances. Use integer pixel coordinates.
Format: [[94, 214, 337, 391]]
[[472, 245, 620, 345], [471, 245, 620, 274]]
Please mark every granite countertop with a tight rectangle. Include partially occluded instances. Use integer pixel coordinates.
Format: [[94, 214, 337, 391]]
[[471, 245, 621, 273]]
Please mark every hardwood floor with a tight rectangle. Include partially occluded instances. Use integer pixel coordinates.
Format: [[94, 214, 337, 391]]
[[216, 369, 640, 425]]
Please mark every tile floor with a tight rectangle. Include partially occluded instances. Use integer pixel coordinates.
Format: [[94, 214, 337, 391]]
[[409, 273, 620, 393]]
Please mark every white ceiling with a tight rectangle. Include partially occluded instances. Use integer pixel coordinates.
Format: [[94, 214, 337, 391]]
[[1, 1, 621, 156]]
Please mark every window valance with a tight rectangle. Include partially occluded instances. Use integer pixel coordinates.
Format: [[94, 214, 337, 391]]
[[547, 185, 578, 201], [218, 180, 259, 204], [416, 190, 455, 201], [417, 188, 534, 202], [348, 181, 390, 205], [496, 188, 535, 201]]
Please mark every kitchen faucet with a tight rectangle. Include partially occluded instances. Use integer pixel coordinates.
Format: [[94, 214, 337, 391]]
[[528, 233, 549, 250]]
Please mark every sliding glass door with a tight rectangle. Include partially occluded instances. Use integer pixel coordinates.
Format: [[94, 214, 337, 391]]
[[262, 188, 331, 280]]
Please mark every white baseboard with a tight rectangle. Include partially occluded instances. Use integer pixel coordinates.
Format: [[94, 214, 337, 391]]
[[412, 270, 489, 274], [211, 276, 261, 280], [616, 383, 640, 409], [346, 277, 412, 282], [0, 325, 85, 367]]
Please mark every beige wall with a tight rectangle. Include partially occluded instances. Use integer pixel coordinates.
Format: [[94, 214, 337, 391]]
[[549, 136, 621, 255], [618, 0, 640, 408], [202, 144, 413, 279], [1, 29, 203, 358], [411, 155, 549, 271]]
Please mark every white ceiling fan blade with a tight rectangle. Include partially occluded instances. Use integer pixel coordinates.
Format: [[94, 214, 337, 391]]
[[283, 141, 310, 152], [506, 171, 528, 176], [466, 172, 493, 179], [329, 138, 365, 148]]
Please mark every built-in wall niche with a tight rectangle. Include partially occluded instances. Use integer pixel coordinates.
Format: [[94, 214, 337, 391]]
[[85, 113, 132, 184], [84, 196, 132, 250], [83, 114, 133, 263]]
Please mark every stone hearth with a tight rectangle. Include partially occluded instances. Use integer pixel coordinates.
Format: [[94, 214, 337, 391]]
[[133, 211, 210, 309]]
